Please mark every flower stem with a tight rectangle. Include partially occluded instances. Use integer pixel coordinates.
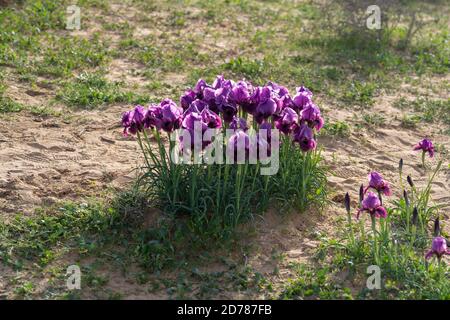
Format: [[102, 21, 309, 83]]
[[438, 258, 442, 281], [371, 215, 378, 265], [347, 211, 355, 249], [421, 151, 426, 174]]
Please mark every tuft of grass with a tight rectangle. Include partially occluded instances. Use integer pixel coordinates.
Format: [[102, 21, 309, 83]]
[[273, 141, 328, 213], [362, 113, 386, 127], [343, 81, 377, 107], [400, 114, 420, 129], [0, 201, 119, 268], [35, 35, 111, 77], [320, 121, 351, 137], [412, 98, 450, 128], [279, 264, 353, 300], [0, 83, 24, 113], [0, 96, 24, 113], [394, 97, 450, 134], [56, 72, 149, 109], [223, 57, 265, 81]]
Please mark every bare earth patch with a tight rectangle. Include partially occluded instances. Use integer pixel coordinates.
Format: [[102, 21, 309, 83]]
[[0, 105, 141, 216]]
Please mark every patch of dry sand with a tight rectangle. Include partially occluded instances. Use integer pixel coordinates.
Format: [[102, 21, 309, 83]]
[[0, 105, 142, 215]]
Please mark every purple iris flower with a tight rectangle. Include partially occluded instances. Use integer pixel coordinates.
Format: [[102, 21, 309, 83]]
[[181, 111, 208, 151], [182, 111, 205, 131], [215, 86, 232, 108], [222, 79, 235, 90], [254, 87, 277, 123], [212, 75, 225, 89], [357, 192, 387, 219], [275, 107, 299, 135], [297, 86, 312, 95], [193, 79, 207, 98], [267, 81, 289, 98], [212, 75, 234, 90], [185, 99, 208, 114], [227, 130, 250, 162], [230, 80, 251, 106], [240, 86, 260, 114], [122, 105, 146, 135], [121, 110, 133, 135], [144, 104, 163, 129], [293, 124, 316, 152], [414, 139, 434, 158], [180, 90, 196, 110], [208, 79, 234, 118], [201, 108, 222, 129], [257, 122, 273, 159], [202, 87, 219, 112], [300, 103, 324, 131], [202, 86, 215, 102], [425, 236, 450, 260], [292, 86, 312, 111], [159, 99, 183, 132], [122, 109, 132, 128], [276, 94, 295, 112], [314, 116, 324, 131], [365, 171, 392, 196], [133, 105, 146, 125], [221, 103, 238, 123], [230, 117, 249, 131]]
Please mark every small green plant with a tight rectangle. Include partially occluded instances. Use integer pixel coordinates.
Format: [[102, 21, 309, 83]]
[[57, 73, 148, 108], [0, 83, 23, 113], [0, 202, 118, 267], [273, 139, 327, 212], [223, 57, 265, 80], [400, 114, 420, 128], [0, 96, 24, 113], [343, 81, 376, 107], [279, 264, 353, 300], [362, 113, 385, 127], [320, 121, 351, 137]]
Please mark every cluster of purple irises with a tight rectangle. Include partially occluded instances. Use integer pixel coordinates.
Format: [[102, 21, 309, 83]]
[[121, 75, 324, 153], [357, 138, 435, 220], [350, 138, 449, 262], [414, 139, 450, 261], [356, 171, 391, 220]]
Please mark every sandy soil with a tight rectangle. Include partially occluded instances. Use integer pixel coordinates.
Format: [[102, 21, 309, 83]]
[[0, 104, 142, 217]]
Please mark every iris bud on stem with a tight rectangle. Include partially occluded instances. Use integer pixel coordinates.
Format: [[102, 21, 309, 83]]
[[409, 206, 419, 247], [403, 190, 410, 208], [411, 207, 419, 226], [359, 184, 364, 205], [404, 190, 411, 231], [344, 192, 351, 214], [421, 151, 426, 173], [434, 217, 440, 237], [344, 192, 355, 246], [407, 175, 414, 188], [399, 158, 404, 191]]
